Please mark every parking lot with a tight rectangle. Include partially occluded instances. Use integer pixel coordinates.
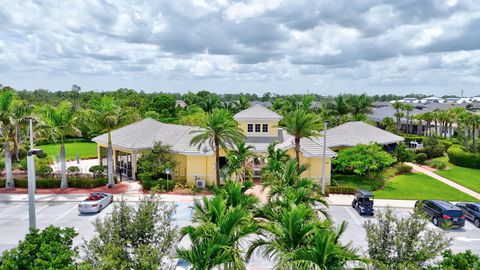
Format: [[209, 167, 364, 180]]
[[0, 201, 478, 266]]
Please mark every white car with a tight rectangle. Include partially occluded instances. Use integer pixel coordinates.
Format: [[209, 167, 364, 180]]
[[78, 192, 113, 213]]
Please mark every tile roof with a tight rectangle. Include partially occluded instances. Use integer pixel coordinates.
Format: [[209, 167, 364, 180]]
[[321, 121, 404, 148], [233, 104, 282, 120]]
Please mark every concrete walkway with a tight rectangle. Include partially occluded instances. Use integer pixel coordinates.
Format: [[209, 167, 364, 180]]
[[407, 162, 480, 200]]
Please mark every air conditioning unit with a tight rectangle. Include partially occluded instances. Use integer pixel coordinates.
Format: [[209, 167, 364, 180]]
[[195, 179, 206, 189]]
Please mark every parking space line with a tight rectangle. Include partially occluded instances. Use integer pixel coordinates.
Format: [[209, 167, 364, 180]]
[[464, 223, 475, 231], [54, 205, 78, 222], [21, 203, 52, 221], [344, 207, 361, 226]]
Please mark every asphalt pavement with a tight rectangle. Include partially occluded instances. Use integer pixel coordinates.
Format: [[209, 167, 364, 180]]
[[0, 201, 478, 269]]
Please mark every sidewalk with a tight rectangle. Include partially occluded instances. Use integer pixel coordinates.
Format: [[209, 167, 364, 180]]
[[407, 162, 480, 200]]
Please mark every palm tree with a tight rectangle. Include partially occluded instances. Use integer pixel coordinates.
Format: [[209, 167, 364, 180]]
[[458, 111, 473, 148], [403, 104, 413, 134], [92, 97, 121, 188], [279, 109, 322, 168], [236, 96, 250, 112], [10, 100, 34, 161], [392, 101, 404, 130], [0, 90, 15, 189], [226, 142, 255, 182], [472, 114, 480, 153], [39, 102, 81, 189], [190, 109, 245, 185], [213, 180, 259, 210]]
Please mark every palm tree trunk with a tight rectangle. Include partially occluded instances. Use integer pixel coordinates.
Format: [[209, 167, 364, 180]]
[[464, 125, 469, 148], [474, 126, 478, 153], [215, 140, 221, 186], [60, 143, 68, 189], [107, 131, 115, 188], [13, 124, 20, 161], [4, 142, 14, 189], [294, 137, 300, 169]]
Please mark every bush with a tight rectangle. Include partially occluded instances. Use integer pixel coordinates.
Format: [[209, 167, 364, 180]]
[[447, 145, 480, 169], [420, 137, 445, 158], [0, 177, 108, 188], [404, 135, 424, 144], [415, 153, 428, 164], [427, 160, 447, 170], [67, 166, 80, 174], [89, 165, 105, 178], [326, 185, 357, 194], [0, 160, 5, 171], [37, 165, 53, 177], [396, 164, 413, 174]]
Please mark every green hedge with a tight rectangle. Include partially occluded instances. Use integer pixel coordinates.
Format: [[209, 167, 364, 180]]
[[327, 185, 357, 195], [138, 173, 174, 191], [447, 146, 480, 169], [0, 178, 108, 188]]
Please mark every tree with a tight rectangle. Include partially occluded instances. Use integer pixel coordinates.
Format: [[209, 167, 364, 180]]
[[226, 141, 255, 182], [39, 102, 81, 189], [0, 226, 78, 270], [279, 109, 322, 168], [10, 99, 34, 161], [364, 207, 450, 270], [381, 117, 400, 135], [0, 90, 15, 189], [190, 109, 244, 186], [151, 94, 176, 117], [333, 144, 396, 176], [393, 101, 404, 129], [81, 197, 177, 269], [92, 96, 121, 188], [428, 249, 480, 270], [137, 142, 177, 179], [403, 104, 413, 134]]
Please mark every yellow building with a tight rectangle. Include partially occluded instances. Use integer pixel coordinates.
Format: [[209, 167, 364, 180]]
[[92, 105, 336, 186]]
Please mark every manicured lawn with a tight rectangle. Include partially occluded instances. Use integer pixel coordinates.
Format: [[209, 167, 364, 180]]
[[373, 173, 478, 202], [332, 174, 384, 191], [431, 157, 480, 193], [39, 142, 97, 161]]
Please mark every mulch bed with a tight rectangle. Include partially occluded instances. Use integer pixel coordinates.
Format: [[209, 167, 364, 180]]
[[0, 182, 130, 194]]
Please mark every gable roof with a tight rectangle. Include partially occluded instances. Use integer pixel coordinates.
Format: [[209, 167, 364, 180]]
[[322, 121, 404, 148], [234, 104, 282, 121]]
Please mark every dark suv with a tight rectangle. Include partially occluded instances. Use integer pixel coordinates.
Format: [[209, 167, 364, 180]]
[[415, 200, 465, 228]]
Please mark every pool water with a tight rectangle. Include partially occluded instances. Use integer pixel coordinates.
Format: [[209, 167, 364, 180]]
[[172, 201, 194, 222]]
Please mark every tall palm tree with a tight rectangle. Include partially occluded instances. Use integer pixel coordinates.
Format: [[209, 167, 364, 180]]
[[39, 102, 81, 189], [236, 96, 250, 112], [0, 90, 15, 189], [403, 104, 413, 134], [226, 142, 255, 182], [190, 109, 244, 185], [93, 97, 121, 188], [472, 114, 480, 153], [458, 111, 473, 148], [279, 109, 322, 168], [10, 100, 34, 161], [392, 101, 404, 130]]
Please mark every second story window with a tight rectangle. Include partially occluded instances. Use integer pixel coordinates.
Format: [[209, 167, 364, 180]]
[[262, 124, 268, 133], [247, 124, 253, 132], [255, 124, 261, 132]]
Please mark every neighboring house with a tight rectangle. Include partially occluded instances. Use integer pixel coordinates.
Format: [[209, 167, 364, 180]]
[[92, 105, 337, 186], [321, 121, 404, 152]]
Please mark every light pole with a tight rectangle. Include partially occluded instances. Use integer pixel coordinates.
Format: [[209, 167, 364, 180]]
[[165, 167, 170, 193], [321, 121, 329, 196], [27, 148, 43, 229]]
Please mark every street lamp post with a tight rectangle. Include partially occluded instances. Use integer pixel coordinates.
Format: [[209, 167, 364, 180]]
[[165, 167, 170, 193], [321, 121, 329, 196], [27, 148, 43, 229]]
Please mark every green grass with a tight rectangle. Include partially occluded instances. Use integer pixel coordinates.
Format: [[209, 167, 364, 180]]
[[39, 142, 97, 161], [431, 156, 480, 193], [373, 173, 478, 202], [332, 174, 384, 191]]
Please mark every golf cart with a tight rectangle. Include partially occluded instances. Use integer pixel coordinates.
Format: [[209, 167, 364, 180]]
[[352, 189, 374, 215]]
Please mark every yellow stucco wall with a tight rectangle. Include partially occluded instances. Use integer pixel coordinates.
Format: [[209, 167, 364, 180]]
[[238, 119, 279, 137], [286, 148, 332, 185]]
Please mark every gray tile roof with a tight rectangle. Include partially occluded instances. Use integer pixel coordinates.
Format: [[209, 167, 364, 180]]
[[322, 121, 404, 148], [234, 104, 282, 120], [369, 102, 468, 123], [92, 117, 336, 158]]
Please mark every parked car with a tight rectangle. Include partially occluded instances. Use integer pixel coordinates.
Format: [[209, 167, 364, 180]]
[[351, 189, 374, 215], [455, 202, 480, 228], [78, 192, 113, 213], [415, 200, 465, 228]]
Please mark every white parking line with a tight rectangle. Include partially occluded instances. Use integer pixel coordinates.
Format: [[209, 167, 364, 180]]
[[344, 207, 361, 226], [21, 204, 52, 221], [464, 222, 476, 231], [54, 205, 78, 222]]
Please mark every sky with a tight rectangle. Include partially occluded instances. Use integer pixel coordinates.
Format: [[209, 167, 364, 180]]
[[1, 0, 480, 96]]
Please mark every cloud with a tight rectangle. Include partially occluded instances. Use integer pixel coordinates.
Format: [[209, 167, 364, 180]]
[[0, 0, 479, 94]]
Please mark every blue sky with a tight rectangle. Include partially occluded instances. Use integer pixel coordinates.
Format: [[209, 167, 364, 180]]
[[1, 0, 480, 96]]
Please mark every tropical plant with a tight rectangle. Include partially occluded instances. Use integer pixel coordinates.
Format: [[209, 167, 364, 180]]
[[190, 109, 245, 185], [81, 197, 177, 269], [39, 101, 81, 189], [0, 90, 15, 189], [137, 142, 177, 180], [333, 144, 396, 176], [226, 142, 255, 182], [279, 109, 322, 168]]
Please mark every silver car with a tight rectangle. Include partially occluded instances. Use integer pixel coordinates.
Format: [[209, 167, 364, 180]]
[[78, 192, 113, 213]]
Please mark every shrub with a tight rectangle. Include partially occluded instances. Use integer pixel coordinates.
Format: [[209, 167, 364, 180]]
[[0, 160, 5, 171], [326, 185, 357, 195], [89, 165, 105, 178], [0, 177, 108, 188], [67, 166, 80, 174], [37, 165, 53, 177], [439, 139, 453, 152], [396, 164, 413, 174], [415, 153, 428, 164], [427, 160, 447, 170], [447, 145, 480, 169], [421, 137, 445, 158]]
